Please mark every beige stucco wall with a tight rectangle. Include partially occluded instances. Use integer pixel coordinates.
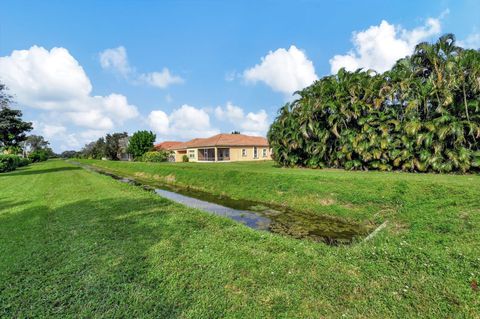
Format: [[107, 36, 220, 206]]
[[173, 150, 188, 162], [173, 146, 271, 162], [229, 146, 271, 161]]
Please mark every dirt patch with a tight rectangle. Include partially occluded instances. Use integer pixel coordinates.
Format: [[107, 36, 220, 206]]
[[319, 198, 336, 206], [165, 174, 176, 183], [134, 172, 150, 179], [389, 221, 409, 235]]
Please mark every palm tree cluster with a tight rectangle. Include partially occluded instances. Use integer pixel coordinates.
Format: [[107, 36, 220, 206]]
[[268, 34, 480, 173]]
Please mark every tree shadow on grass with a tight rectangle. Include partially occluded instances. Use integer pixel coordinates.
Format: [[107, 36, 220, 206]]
[[2, 166, 81, 176], [0, 196, 227, 318], [0, 198, 31, 215]]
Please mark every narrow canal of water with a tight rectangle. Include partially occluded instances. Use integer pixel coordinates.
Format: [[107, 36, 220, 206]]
[[71, 162, 372, 245]]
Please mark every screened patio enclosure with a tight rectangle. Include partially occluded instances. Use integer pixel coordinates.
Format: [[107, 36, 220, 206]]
[[197, 148, 230, 161]]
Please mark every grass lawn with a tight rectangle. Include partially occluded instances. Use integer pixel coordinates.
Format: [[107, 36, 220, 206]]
[[1, 160, 479, 317]]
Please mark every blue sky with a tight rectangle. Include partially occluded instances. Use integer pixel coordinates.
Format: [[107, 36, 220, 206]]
[[1, 0, 479, 151]]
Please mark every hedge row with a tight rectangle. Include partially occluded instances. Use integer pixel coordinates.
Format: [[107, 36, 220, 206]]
[[0, 155, 31, 173]]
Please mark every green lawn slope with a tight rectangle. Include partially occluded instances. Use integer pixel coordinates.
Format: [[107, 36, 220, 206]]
[[1, 160, 479, 317]]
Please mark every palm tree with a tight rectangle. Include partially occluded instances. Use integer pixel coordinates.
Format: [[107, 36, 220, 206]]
[[267, 34, 480, 173]]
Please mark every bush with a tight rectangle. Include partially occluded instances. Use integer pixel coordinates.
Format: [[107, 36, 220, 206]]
[[182, 155, 189, 162], [141, 151, 170, 163], [18, 157, 31, 167], [28, 150, 49, 163], [0, 154, 21, 173]]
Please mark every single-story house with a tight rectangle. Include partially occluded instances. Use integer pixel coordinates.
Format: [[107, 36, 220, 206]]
[[155, 133, 272, 162], [154, 141, 183, 151]]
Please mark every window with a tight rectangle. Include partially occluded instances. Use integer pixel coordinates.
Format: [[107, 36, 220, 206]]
[[242, 149, 247, 157], [188, 150, 195, 159], [262, 148, 267, 157], [253, 146, 258, 158]]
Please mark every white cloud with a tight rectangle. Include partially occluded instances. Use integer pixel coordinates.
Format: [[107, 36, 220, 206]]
[[139, 68, 184, 89], [99, 46, 183, 89], [41, 124, 67, 139], [243, 45, 318, 96], [330, 17, 442, 73], [0, 46, 92, 109], [66, 110, 114, 130], [149, 102, 269, 141], [225, 70, 237, 82], [214, 102, 244, 123], [99, 93, 139, 124], [0, 45, 139, 149], [215, 102, 269, 136], [458, 32, 480, 49], [148, 110, 170, 135], [99, 46, 131, 76], [148, 104, 219, 140], [242, 110, 269, 134]]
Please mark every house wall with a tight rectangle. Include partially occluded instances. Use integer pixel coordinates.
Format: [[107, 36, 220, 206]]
[[172, 146, 272, 162], [174, 150, 188, 162], [229, 146, 271, 161]]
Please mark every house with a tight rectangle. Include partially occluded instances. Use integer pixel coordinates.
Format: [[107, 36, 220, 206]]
[[156, 133, 272, 162], [154, 141, 183, 151], [117, 136, 133, 161]]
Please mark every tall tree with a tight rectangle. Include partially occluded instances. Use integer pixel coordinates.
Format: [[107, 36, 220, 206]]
[[22, 135, 50, 154], [127, 130, 156, 159], [0, 83, 33, 151], [268, 34, 480, 173], [81, 138, 106, 159], [105, 132, 128, 160]]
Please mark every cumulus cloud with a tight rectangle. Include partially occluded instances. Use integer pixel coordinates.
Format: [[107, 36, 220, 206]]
[[40, 124, 67, 139], [330, 17, 443, 73], [148, 104, 219, 139], [148, 110, 170, 135], [214, 102, 244, 123], [0, 46, 92, 109], [99, 46, 131, 76], [458, 32, 480, 49], [139, 68, 184, 89], [243, 45, 318, 96], [99, 46, 184, 89], [215, 102, 269, 136], [0, 45, 139, 149]]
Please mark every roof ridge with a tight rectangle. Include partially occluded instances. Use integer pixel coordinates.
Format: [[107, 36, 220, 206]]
[[214, 134, 224, 145]]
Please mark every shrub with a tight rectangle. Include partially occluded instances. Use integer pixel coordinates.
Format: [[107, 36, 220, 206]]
[[28, 150, 49, 163], [18, 157, 31, 167], [141, 151, 170, 163], [182, 155, 189, 162], [0, 154, 21, 173]]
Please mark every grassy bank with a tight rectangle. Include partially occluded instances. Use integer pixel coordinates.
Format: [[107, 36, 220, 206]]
[[80, 159, 480, 222], [1, 160, 479, 317]]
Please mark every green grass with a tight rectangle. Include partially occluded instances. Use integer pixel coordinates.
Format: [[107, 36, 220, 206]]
[[1, 160, 479, 318]]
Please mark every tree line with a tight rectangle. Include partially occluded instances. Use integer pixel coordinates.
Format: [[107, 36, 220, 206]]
[[0, 84, 53, 172], [268, 34, 480, 173], [70, 130, 170, 162]]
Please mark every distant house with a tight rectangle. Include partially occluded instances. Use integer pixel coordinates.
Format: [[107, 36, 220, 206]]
[[154, 141, 183, 151], [155, 133, 272, 162], [118, 136, 132, 161]]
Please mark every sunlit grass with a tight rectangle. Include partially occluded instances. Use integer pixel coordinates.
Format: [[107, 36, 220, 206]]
[[1, 160, 479, 317]]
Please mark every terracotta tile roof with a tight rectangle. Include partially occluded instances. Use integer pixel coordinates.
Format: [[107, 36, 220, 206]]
[[172, 134, 269, 150], [154, 141, 183, 151]]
